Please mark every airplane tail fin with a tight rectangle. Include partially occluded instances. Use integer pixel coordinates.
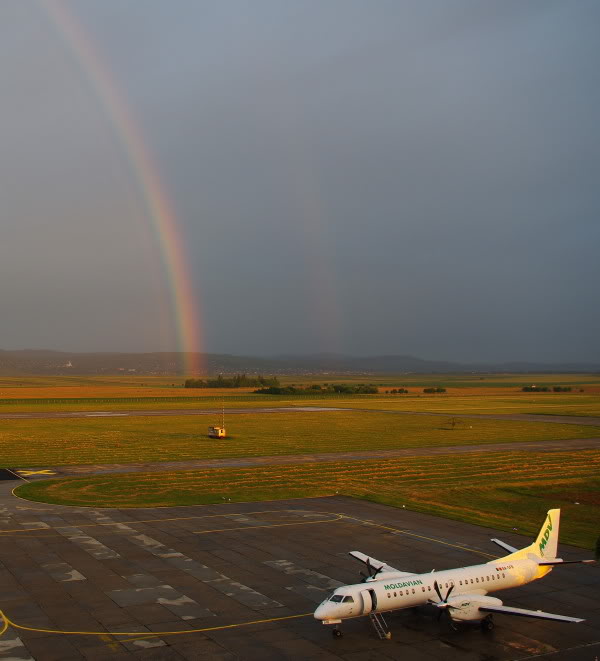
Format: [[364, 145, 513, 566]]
[[533, 509, 560, 560], [491, 509, 560, 565]]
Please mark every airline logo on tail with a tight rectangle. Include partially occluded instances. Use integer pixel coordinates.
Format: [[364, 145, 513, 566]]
[[538, 513, 553, 556]]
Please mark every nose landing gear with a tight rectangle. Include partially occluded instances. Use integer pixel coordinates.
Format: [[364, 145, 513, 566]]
[[332, 626, 343, 638]]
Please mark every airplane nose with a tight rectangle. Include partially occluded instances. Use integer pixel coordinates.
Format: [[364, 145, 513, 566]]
[[314, 604, 327, 620]]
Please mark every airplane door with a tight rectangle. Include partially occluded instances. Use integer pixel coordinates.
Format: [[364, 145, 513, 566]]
[[369, 588, 378, 611], [359, 589, 373, 614]]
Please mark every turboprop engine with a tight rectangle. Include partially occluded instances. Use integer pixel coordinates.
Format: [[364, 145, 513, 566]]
[[448, 595, 503, 622]]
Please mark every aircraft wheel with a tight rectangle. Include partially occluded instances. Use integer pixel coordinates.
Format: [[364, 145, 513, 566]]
[[481, 616, 494, 632], [332, 628, 343, 638]]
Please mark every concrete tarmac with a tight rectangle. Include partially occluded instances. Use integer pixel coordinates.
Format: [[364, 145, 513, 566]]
[[0, 482, 597, 660]]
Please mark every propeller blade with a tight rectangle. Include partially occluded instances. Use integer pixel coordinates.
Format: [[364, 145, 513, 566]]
[[445, 584, 454, 601], [442, 609, 457, 630], [433, 580, 443, 602], [366, 559, 373, 577]]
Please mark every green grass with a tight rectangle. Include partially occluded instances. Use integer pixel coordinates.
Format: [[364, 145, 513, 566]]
[[1, 410, 598, 467], [328, 394, 600, 417], [0, 392, 599, 418], [16, 450, 600, 549], [0, 393, 374, 412]]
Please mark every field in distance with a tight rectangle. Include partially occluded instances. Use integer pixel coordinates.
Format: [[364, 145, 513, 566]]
[[0, 373, 599, 417]]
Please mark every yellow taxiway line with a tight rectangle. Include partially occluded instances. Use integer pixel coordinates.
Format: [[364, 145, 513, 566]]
[[0, 609, 312, 641]]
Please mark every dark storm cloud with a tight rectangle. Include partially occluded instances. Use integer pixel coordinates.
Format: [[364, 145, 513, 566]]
[[1, 1, 598, 362]]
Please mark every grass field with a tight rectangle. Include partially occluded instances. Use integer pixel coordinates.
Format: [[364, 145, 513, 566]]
[[1, 410, 597, 467], [0, 371, 598, 417], [1, 392, 599, 417], [16, 450, 600, 549], [4, 373, 599, 552], [329, 394, 600, 417]]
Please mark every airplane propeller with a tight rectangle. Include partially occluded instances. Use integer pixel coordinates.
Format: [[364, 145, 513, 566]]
[[360, 558, 383, 582], [428, 580, 458, 629]]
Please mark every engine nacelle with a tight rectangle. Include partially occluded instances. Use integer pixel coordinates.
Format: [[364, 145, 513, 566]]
[[448, 595, 503, 622]]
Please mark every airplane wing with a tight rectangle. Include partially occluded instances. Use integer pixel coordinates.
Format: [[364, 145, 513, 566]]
[[491, 538, 518, 554], [538, 558, 595, 566], [479, 604, 584, 623], [349, 551, 414, 577]]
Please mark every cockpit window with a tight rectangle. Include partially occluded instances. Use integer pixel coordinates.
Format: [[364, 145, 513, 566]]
[[329, 595, 343, 603], [342, 596, 354, 603]]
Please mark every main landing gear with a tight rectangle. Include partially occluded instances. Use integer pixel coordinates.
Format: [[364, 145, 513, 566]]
[[481, 615, 494, 632]]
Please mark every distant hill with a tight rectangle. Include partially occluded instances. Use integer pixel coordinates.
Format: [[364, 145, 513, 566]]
[[0, 349, 598, 376]]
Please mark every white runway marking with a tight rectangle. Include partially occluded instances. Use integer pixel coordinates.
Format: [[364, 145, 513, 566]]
[[84, 413, 129, 417]]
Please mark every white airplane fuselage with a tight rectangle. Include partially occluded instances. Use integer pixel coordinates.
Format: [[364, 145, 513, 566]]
[[314, 556, 544, 624]]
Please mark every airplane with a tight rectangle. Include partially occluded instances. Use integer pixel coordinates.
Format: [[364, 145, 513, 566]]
[[314, 509, 594, 639]]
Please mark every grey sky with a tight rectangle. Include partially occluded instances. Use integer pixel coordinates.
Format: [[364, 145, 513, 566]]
[[1, 0, 598, 363]]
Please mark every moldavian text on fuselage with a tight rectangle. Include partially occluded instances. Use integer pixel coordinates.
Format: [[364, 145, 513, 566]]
[[384, 579, 423, 591]]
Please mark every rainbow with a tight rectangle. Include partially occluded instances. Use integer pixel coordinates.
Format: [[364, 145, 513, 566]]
[[41, 0, 204, 375]]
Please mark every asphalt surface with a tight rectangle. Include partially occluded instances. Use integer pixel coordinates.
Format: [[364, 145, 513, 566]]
[[1, 406, 599, 427], [7, 437, 600, 481], [0, 484, 597, 660]]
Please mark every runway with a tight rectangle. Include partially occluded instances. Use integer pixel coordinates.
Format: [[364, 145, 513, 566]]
[[0, 483, 597, 660], [0, 407, 342, 420]]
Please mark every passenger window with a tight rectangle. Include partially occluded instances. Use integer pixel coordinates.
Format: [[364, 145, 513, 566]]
[[492, 576, 495, 580], [428, 586, 431, 591], [470, 579, 474, 584], [422, 587, 425, 592], [459, 580, 462, 585], [412, 588, 415, 594], [387, 593, 391, 599], [487, 576, 490, 582], [476, 578, 479, 583], [400, 591, 403, 596], [394, 592, 397, 597]]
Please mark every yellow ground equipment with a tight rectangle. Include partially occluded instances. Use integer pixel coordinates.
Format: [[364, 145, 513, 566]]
[[208, 426, 226, 439]]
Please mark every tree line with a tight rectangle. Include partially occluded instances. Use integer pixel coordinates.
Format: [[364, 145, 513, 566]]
[[254, 383, 379, 395], [185, 374, 280, 388], [522, 385, 573, 392]]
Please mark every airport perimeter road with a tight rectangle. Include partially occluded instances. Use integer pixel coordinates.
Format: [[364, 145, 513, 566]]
[[1, 406, 600, 427], [0, 485, 597, 660], [7, 437, 600, 480]]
